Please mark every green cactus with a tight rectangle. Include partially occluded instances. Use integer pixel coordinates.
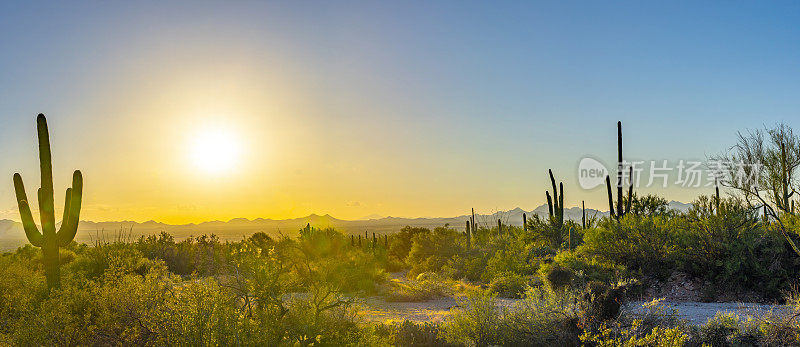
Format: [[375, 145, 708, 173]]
[[715, 179, 721, 215], [465, 219, 471, 250], [523, 212, 527, 232], [546, 169, 564, 229], [606, 121, 633, 221], [14, 114, 83, 289], [582, 201, 586, 229], [471, 208, 476, 233]]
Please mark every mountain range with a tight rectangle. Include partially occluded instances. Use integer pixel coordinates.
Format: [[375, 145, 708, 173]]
[[0, 201, 693, 250]]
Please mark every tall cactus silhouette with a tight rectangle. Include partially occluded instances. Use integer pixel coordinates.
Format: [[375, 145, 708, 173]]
[[546, 169, 564, 229], [715, 179, 721, 215], [522, 212, 527, 232], [606, 121, 633, 220], [582, 200, 586, 229], [14, 114, 83, 289], [465, 219, 471, 250]]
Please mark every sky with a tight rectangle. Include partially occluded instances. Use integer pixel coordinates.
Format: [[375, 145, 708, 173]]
[[1, 1, 800, 223]]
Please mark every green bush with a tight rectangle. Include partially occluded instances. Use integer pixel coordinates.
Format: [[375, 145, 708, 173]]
[[540, 263, 574, 292], [488, 271, 528, 298], [698, 312, 742, 346], [442, 289, 502, 346], [393, 320, 455, 347], [407, 226, 463, 276], [582, 215, 682, 278]]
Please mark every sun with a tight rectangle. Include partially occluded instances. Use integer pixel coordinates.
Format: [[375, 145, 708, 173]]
[[189, 127, 242, 174]]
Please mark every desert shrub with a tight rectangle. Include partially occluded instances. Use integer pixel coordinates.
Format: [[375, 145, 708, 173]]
[[483, 247, 532, 281], [393, 320, 455, 346], [581, 298, 687, 346], [552, 250, 624, 284], [389, 226, 431, 262], [581, 281, 625, 326], [385, 272, 451, 302], [698, 312, 743, 346], [540, 263, 574, 292], [135, 232, 228, 277], [582, 215, 681, 277], [624, 193, 672, 217], [407, 226, 463, 276], [5, 229, 376, 346], [11, 278, 94, 345], [442, 289, 502, 346], [501, 286, 581, 345], [753, 313, 800, 346], [279, 295, 361, 346], [580, 320, 689, 347], [488, 271, 528, 298], [680, 196, 800, 299], [66, 242, 160, 281], [442, 253, 486, 281], [0, 254, 47, 334]]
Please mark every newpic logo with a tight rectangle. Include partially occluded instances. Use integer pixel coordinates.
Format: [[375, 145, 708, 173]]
[[578, 157, 609, 189]]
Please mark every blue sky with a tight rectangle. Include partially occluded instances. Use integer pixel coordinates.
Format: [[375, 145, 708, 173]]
[[1, 1, 799, 221]]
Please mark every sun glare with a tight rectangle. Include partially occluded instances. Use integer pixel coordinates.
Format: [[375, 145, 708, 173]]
[[189, 127, 241, 174]]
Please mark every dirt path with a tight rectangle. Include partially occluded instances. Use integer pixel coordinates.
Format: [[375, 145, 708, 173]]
[[356, 296, 519, 323], [358, 296, 793, 326], [626, 301, 793, 326]]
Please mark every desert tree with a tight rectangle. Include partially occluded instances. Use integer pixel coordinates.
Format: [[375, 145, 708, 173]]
[[713, 122, 800, 255]]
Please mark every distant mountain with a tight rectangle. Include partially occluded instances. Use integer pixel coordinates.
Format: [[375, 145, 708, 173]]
[[0, 201, 693, 251], [668, 200, 693, 213]]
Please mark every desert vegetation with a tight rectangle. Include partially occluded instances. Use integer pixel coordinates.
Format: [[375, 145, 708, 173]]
[[6, 116, 800, 346]]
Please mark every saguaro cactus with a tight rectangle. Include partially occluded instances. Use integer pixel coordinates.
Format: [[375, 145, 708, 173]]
[[546, 169, 564, 229], [606, 121, 634, 220], [14, 114, 83, 289], [582, 201, 586, 229], [471, 208, 476, 234], [465, 220, 471, 250], [715, 179, 721, 215], [523, 213, 527, 231]]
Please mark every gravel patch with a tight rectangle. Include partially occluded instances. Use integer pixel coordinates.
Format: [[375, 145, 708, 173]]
[[626, 301, 793, 326]]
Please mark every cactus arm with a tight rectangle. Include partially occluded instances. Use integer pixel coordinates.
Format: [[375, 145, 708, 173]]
[[625, 186, 633, 216], [60, 188, 72, 230], [13, 173, 43, 247], [558, 182, 564, 225], [546, 192, 554, 217], [57, 171, 82, 246], [625, 167, 633, 215], [606, 175, 616, 219], [617, 121, 623, 218], [57, 188, 74, 246], [548, 169, 558, 211]]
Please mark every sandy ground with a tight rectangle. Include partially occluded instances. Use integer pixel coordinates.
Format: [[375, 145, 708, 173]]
[[357, 296, 793, 326], [356, 296, 520, 323]]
